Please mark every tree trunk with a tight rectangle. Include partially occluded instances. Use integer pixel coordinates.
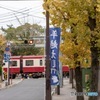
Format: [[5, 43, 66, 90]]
[[97, 62, 100, 100], [69, 68, 74, 88], [88, 9, 99, 99], [69, 68, 72, 83], [89, 47, 99, 100], [75, 66, 84, 100]]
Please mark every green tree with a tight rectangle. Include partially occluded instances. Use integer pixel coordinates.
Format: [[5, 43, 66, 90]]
[[1, 23, 44, 43], [1, 25, 17, 41], [15, 23, 45, 46], [11, 45, 40, 56], [1, 23, 45, 56]]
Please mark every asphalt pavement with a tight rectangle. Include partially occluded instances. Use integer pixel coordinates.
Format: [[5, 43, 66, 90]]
[[0, 78, 45, 100], [0, 77, 89, 100]]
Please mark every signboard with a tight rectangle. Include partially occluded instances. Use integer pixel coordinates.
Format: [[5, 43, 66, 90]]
[[49, 27, 61, 85], [5, 47, 10, 51], [4, 51, 11, 62]]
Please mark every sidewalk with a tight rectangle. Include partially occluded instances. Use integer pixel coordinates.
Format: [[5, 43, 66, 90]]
[[0, 78, 23, 90], [52, 78, 88, 100]]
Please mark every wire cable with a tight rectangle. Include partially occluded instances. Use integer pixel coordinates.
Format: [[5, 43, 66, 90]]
[[0, 8, 32, 20], [0, 3, 42, 18], [0, 5, 45, 19]]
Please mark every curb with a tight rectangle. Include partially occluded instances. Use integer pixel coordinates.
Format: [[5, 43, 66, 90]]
[[0, 79, 23, 90]]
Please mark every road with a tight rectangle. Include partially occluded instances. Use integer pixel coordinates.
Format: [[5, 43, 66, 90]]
[[0, 78, 45, 100]]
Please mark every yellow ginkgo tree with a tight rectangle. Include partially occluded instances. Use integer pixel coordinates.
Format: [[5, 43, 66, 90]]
[[0, 34, 6, 81], [59, 28, 91, 91], [43, 0, 100, 100], [0, 34, 6, 62], [60, 36, 91, 68]]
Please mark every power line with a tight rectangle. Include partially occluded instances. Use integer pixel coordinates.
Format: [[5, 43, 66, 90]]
[[0, 3, 42, 18], [0, 5, 45, 19], [0, 3, 45, 27], [0, 8, 32, 20], [0, 8, 31, 17], [0, 15, 45, 25], [0, 8, 43, 20], [0, 15, 30, 23]]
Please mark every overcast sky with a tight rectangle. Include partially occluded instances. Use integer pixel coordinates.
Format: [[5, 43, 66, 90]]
[[0, 0, 46, 29]]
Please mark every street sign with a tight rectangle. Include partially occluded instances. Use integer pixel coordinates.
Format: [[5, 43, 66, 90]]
[[5, 47, 10, 51], [4, 52, 11, 62], [4, 54, 10, 62]]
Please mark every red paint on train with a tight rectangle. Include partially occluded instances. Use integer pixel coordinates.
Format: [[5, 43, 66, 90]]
[[62, 66, 69, 72], [3, 55, 69, 74]]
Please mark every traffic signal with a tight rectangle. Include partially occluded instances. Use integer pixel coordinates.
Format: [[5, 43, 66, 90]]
[[24, 40, 33, 44], [29, 40, 33, 44], [24, 40, 28, 44]]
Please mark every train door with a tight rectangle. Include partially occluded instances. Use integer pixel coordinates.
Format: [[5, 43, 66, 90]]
[[20, 56, 23, 73]]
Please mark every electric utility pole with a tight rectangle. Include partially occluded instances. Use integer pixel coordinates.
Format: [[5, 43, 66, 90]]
[[45, 3, 52, 100]]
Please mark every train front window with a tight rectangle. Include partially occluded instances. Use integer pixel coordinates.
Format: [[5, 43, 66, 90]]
[[11, 61, 17, 66], [26, 60, 33, 66]]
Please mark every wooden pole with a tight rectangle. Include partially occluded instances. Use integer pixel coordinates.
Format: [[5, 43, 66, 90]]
[[45, 3, 52, 100]]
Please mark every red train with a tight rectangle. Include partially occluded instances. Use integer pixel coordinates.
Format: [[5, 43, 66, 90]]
[[3, 55, 69, 78]]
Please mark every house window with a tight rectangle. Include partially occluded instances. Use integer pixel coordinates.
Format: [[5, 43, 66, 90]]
[[26, 60, 34, 66], [40, 60, 42, 66], [11, 61, 17, 66]]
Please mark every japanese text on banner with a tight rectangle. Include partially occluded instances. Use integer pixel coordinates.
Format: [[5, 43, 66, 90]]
[[49, 27, 61, 85]]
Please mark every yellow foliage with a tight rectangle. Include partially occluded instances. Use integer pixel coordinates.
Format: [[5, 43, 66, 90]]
[[60, 29, 91, 68], [0, 35, 6, 46], [96, 0, 100, 12], [43, 0, 100, 68], [0, 34, 6, 54]]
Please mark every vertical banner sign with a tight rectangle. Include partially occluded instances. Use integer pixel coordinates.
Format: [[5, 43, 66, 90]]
[[49, 27, 61, 85]]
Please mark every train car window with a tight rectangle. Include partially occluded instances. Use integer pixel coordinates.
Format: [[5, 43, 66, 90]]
[[26, 60, 34, 66], [40, 60, 43, 66], [11, 61, 17, 66]]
